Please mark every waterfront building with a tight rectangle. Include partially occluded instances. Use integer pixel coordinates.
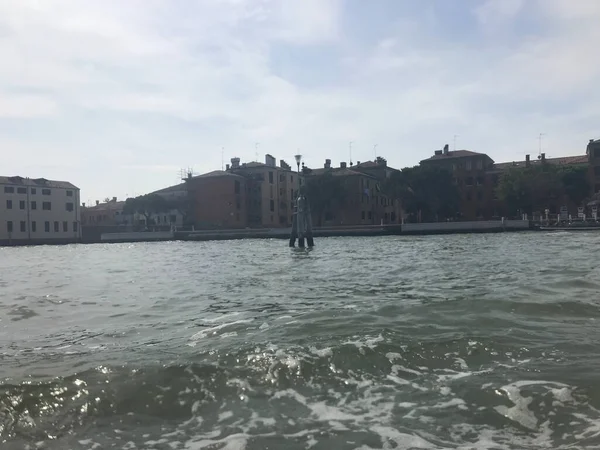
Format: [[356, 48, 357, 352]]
[[587, 139, 600, 194], [420, 144, 591, 220], [228, 154, 303, 228], [305, 159, 401, 226], [81, 198, 127, 226], [0, 176, 81, 245]]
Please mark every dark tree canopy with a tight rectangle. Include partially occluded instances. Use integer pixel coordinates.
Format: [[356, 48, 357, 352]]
[[304, 172, 348, 226], [123, 194, 174, 224], [496, 164, 590, 215], [384, 165, 460, 222]]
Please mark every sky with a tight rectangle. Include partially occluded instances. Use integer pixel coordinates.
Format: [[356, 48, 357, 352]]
[[1, 0, 600, 203]]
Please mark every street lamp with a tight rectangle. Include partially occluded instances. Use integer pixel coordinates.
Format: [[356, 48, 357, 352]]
[[294, 154, 302, 173]]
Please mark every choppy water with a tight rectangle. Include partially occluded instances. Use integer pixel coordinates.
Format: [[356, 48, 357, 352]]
[[1, 233, 600, 449]]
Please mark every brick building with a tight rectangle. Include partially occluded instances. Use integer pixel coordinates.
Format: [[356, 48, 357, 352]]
[[588, 139, 600, 194], [306, 159, 401, 226], [81, 198, 126, 226], [228, 154, 303, 228], [420, 144, 591, 219], [186, 170, 247, 229]]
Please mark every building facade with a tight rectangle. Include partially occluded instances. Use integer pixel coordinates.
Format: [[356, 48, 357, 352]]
[[0, 176, 81, 245], [81, 198, 127, 226], [306, 159, 401, 226], [186, 170, 248, 229], [420, 144, 591, 220], [588, 139, 600, 194], [229, 154, 304, 228]]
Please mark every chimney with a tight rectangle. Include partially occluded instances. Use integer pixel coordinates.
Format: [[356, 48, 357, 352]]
[[112, 197, 117, 202], [231, 157, 240, 169], [96, 200, 100, 206], [525, 154, 530, 167], [340, 162, 347, 169], [357, 161, 361, 165], [324, 159, 331, 169], [541, 153, 546, 163], [265, 154, 276, 167], [82, 202, 86, 208], [226, 163, 230, 171], [443, 144, 449, 155]]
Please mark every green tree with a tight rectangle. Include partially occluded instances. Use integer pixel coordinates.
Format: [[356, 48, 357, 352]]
[[384, 165, 460, 222], [304, 172, 348, 226], [559, 165, 590, 206], [123, 194, 172, 225], [496, 165, 564, 215]]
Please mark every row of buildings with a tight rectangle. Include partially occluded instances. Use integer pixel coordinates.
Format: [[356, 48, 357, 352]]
[[2, 138, 600, 244]]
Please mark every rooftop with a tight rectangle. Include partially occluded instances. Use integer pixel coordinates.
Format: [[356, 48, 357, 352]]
[[83, 200, 126, 210], [493, 154, 588, 170], [421, 150, 488, 163], [196, 170, 245, 179], [307, 167, 376, 178], [0, 175, 78, 190]]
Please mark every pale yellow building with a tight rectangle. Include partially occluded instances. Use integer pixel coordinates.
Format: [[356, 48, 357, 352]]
[[0, 176, 81, 245]]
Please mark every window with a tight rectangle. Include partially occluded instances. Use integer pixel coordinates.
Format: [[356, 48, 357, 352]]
[[66, 202, 74, 212], [17, 187, 26, 194], [73, 222, 78, 232], [20, 221, 26, 232], [452, 163, 457, 171], [291, 175, 294, 183], [466, 192, 472, 201], [466, 160, 472, 170], [19, 200, 25, 210], [31, 201, 37, 210], [54, 221, 59, 232], [63, 221, 68, 232], [476, 177, 484, 186], [466, 177, 474, 186], [234, 180, 240, 194], [368, 211, 372, 220], [45, 221, 50, 232], [4, 186, 14, 193], [477, 191, 483, 201], [269, 171, 274, 184], [6, 199, 12, 209], [42, 189, 51, 195], [43, 202, 51, 210], [236, 200, 241, 210], [361, 211, 365, 220], [31, 221, 37, 232], [156, 216, 161, 224], [7, 221, 13, 233], [31, 188, 36, 195], [391, 212, 396, 222], [279, 174, 284, 182], [270, 200, 275, 212], [66, 190, 73, 197]]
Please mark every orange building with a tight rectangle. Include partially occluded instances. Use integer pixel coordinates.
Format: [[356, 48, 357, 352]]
[[186, 171, 247, 229]]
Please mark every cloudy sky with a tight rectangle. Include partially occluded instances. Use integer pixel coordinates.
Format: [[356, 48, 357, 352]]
[[1, 0, 599, 203]]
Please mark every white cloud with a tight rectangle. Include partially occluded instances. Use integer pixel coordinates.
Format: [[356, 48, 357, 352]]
[[0, 0, 598, 201]]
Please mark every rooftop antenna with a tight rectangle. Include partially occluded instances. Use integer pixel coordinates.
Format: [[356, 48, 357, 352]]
[[255, 142, 259, 162], [221, 147, 224, 171], [374, 144, 378, 160], [453, 134, 459, 151], [349, 141, 353, 165], [538, 133, 546, 158]]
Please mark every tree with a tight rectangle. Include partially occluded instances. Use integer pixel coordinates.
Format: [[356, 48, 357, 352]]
[[559, 165, 590, 206], [304, 172, 348, 226], [123, 194, 172, 225], [496, 165, 564, 215], [383, 165, 460, 222]]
